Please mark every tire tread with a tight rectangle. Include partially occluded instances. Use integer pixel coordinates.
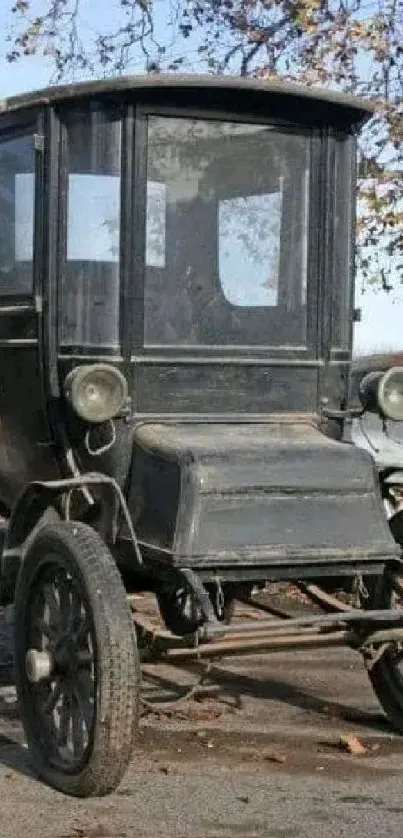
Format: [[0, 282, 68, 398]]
[[14, 520, 140, 797]]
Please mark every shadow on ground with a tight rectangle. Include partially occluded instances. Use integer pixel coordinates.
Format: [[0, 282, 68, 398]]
[[141, 661, 393, 735], [0, 661, 37, 782]]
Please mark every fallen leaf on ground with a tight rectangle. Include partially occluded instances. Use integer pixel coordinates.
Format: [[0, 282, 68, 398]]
[[339, 735, 367, 755], [195, 730, 214, 748], [72, 826, 111, 838], [263, 751, 287, 764]]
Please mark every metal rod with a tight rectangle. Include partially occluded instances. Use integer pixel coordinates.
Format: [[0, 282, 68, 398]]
[[35, 472, 144, 565], [135, 617, 351, 651], [240, 597, 294, 619], [201, 607, 403, 639], [362, 627, 403, 646], [206, 624, 328, 642], [158, 630, 353, 662], [296, 583, 352, 613], [138, 622, 403, 666]]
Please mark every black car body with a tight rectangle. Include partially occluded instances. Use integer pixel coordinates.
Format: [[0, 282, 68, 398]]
[[0, 75, 396, 583], [0, 75, 402, 799]]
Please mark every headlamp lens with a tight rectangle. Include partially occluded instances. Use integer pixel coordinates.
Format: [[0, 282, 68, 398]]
[[359, 366, 403, 421], [64, 364, 128, 423]]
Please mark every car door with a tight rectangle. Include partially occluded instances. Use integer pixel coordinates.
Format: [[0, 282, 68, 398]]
[[0, 116, 58, 510]]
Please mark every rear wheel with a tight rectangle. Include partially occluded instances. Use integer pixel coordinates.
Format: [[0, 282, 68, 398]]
[[156, 579, 244, 636], [14, 520, 140, 797], [365, 568, 403, 733]]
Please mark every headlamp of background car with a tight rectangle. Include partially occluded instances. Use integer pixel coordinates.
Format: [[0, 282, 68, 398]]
[[64, 364, 129, 423], [359, 366, 403, 422]]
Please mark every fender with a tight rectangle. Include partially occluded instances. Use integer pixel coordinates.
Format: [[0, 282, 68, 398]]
[[0, 472, 142, 605]]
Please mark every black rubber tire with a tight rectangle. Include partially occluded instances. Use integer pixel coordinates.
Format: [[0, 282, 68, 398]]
[[156, 587, 204, 636], [366, 570, 403, 734], [156, 581, 236, 637], [14, 520, 140, 797]]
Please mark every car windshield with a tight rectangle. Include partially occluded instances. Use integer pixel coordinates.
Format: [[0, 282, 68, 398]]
[[144, 116, 311, 348]]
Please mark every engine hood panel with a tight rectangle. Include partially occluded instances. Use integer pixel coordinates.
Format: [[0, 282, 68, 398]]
[[125, 421, 398, 567]]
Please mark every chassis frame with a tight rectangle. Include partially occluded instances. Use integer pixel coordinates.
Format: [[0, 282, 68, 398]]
[[5, 471, 403, 667], [0, 73, 400, 800]]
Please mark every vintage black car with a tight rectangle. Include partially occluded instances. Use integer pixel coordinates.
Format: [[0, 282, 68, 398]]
[[0, 74, 403, 798]]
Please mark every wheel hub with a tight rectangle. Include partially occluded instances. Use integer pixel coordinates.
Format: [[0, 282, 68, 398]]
[[26, 649, 53, 683], [54, 637, 81, 673]]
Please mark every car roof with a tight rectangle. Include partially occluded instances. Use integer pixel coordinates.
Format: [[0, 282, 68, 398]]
[[0, 73, 377, 127]]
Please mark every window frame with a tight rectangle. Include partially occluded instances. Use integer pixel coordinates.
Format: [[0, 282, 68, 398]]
[[329, 132, 356, 351], [56, 100, 125, 354], [0, 118, 41, 308], [131, 103, 323, 362]]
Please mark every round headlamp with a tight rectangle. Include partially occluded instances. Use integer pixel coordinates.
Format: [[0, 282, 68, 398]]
[[359, 366, 403, 422], [64, 364, 128, 424]]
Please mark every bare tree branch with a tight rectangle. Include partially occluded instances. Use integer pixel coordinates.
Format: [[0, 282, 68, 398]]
[[4, 0, 403, 290]]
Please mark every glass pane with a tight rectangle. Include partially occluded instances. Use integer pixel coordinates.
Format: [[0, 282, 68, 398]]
[[0, 134, 35, 296], [144, 117, 310, 348], [146, 181, 166, 268], [219, 192, 282, 307], [67, 174, 120, 262], [59, 107, 121, 348]]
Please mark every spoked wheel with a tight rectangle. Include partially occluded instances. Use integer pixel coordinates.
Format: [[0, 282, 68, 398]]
[[14, 521, 140, 797], [365, 567, 403, 733]]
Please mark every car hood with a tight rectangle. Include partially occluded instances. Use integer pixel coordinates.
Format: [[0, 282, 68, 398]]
[[122, 420, 398, 568]]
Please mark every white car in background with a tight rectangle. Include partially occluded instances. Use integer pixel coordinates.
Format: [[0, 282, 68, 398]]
[[350, 352, 403, 526]]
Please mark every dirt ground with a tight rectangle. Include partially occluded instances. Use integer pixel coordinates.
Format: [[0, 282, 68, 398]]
[[1, 591, 403, 838]]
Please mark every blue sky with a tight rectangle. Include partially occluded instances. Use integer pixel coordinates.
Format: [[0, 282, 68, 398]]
[[0, 0, 401, 356]]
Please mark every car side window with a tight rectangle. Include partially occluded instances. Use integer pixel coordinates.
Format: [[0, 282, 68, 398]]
[[0, 132, 35, 297], [218, 191, 282, 308], [59, 106, 122, 348]]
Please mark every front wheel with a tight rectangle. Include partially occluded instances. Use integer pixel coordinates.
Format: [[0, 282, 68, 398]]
[[14, 520, 140, 797], [365, 568, 403, 733]]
